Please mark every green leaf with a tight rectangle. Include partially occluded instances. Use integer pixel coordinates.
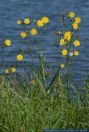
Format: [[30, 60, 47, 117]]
[[47, 68, 60, 92], [33, 72, 46, 95]]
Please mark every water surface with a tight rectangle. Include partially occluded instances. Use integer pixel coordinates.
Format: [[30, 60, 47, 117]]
[[0, 0, 89, 83]]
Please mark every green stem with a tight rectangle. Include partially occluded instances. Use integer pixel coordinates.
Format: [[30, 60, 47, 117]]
[[66, 45, 72, 89], [2, 45, 4, 67]]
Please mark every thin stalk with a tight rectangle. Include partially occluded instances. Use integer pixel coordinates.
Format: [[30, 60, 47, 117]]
[[2, 44, 4, 67], [65, 43, 72, 89]]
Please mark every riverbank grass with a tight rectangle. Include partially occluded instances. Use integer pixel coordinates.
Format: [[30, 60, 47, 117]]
[[0, 74, 89, 132]]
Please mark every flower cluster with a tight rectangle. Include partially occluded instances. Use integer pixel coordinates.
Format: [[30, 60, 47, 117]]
[[17, 16, 49, 38], [16, 16, 49, 66], [5, 67, 16, 74], [17, 18, 30, 25], [58, 11, 81, 69], [3, 16, 50, 74], [69, 12, 81, 30], [36, 16, 49, 27], [3, 12, 81, 77]]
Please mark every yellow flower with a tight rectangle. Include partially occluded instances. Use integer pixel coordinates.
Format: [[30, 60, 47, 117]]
[[69, 11, 75, 18], [17, 20, 22, 25], [16, 54, 24, 61], [41, 16, 49, 24], [74, 51, 79, 56], [5, 68, 10, 74], [37, 20, 44, 27], [60, 64, 65, 68], [73, 40, 80, 47], [11, 67, 16, 73], [5, 39, 11, 46], [72, 23, 78, 30], [30, 28, 37, 36], [75, 17, 81, 24], [59, 38, 65, 46], [62, 49, 68, 56], [24, 18, 30, 25], [20, 32, 27, 38], [64, 31, 71, 41]]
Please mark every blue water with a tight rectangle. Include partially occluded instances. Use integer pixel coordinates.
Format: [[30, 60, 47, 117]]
[[0, 0, 89, 83]]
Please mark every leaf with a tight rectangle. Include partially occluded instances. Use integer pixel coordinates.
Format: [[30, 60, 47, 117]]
[[47, 68, 60, 92], [39, 52, 46, 88], [33, 72, 46, 95]]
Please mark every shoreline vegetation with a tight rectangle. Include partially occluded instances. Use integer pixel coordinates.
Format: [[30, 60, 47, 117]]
[[0, 70, 89, 132], [0, 11, 89, 131]]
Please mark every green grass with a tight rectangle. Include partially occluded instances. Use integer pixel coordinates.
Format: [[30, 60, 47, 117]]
[[0, 74, 89, 132], [0, 55, 89, 132]]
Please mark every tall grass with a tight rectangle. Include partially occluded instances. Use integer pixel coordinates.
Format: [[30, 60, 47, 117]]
[[0, 55, 89, 132], [0, 77, 89, 132]]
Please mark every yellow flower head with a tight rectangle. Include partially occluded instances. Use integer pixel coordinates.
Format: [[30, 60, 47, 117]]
[[74, 51, 79, 56], [16, 54, 24, 61], [41, 16, 49, 24], [73, 40, 80, 47], [75, 17, 81, 24], [20, 32, 27, 38], [64, 31, 71, 41], [62, 49, 68, 56], [60, 64, 65, 69], [17, 20, 22, 25], [69, 11, 75, 18], [24, 18, 30, 25], [37, 20, 44, 27], [11, 67, 16, 73], [5, 68, 10, 74], [59, 38, 65, 46], [72, 23, 78, 30], [5, 39, 11, 47], [30, 28, 37, 36]]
